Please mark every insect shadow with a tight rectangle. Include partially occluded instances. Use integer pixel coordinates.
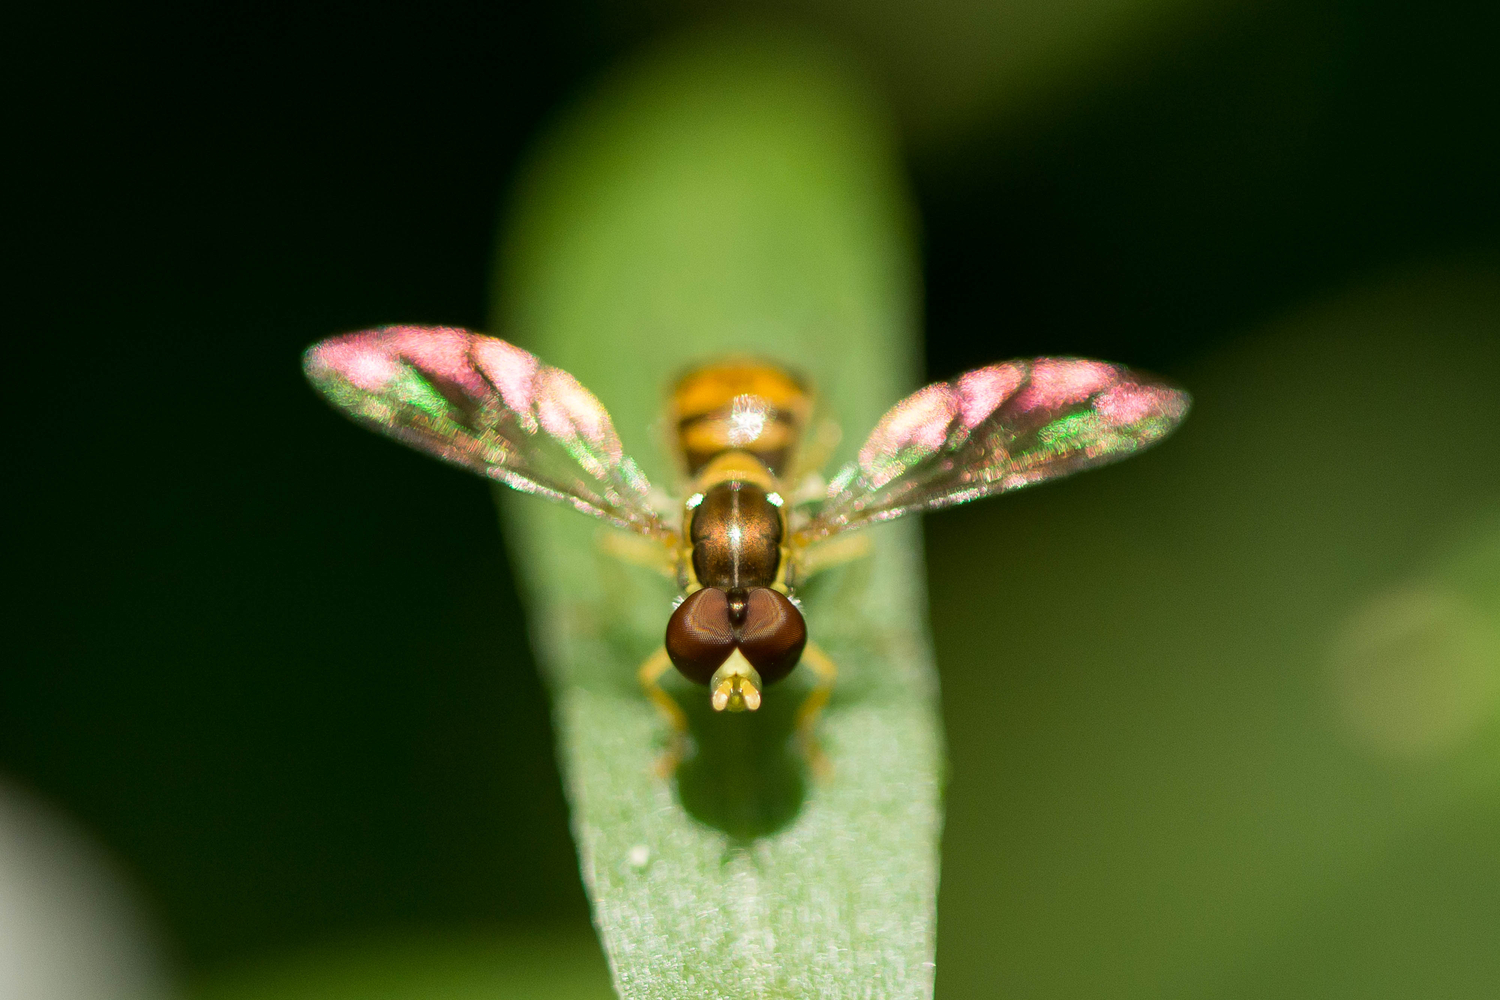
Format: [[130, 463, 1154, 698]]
[[593, 557, 809, 840], [668, 671, 810, 840], [662, 558, 867, 840]]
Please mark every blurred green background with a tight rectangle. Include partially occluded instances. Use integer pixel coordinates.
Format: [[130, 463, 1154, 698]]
[[8, 0, 1498, 997]]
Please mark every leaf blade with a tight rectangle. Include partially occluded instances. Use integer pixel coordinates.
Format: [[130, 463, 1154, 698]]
[[491, 33, 942, 1000]]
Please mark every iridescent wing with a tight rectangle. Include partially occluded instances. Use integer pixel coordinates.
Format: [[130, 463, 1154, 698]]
[[304, 326, 672, 540], [800, 358, 1190, 541]]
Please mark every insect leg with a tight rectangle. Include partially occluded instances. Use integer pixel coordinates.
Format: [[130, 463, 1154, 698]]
[[793, 531, 873, 582], [787, 415, 844, 493], [795, 642, 839, 779], [637, 647, 689, 776], [597, 528, 679, 579]]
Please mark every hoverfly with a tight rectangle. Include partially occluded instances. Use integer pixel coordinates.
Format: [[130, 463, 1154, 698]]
[[304, 327, 1189, 748]]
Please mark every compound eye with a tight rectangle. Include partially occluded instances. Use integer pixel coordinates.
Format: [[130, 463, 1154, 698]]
[[665, 588, 735, 684], [735, 588, 806, 685]]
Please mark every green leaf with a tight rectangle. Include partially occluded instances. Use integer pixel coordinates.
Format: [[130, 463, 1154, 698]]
[[192, 928, 615, 1000], [489, 31, 943, 1000]]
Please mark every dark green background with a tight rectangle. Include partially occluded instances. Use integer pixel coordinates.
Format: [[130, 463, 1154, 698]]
[[9, 0, 1498, 987]]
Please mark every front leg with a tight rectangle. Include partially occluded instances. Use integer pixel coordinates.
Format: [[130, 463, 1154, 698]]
[[637, 647, 689, 776], [795, 641, 839, 779]]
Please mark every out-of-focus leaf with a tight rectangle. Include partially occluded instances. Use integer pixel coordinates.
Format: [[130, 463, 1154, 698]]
[[630, 0, 1245, 146], [931, 263, 1500, 999], [489, 32, 942, 1000], [192, 928, 614, 1000], [0, 779, 172, 1000]]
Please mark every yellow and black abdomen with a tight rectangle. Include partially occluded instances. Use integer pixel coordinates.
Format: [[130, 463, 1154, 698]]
[[671, 361, 811, 478]]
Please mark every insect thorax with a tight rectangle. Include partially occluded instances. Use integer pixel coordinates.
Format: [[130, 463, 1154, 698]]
[[688, 478, 784, 592]]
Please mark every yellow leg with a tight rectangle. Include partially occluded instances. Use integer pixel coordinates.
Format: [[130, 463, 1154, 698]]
[[597, 528, 679, 579], [793, 532, 873, 581], [638, 647, 688, 776], [795, 642, 839, 779], [787, 416, 844, 491]]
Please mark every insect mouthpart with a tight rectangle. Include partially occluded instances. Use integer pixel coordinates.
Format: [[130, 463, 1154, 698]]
[[709, 650, 762, 712]]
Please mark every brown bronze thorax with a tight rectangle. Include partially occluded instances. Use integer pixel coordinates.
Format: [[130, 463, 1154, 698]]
[[689, 481, 783, 591]]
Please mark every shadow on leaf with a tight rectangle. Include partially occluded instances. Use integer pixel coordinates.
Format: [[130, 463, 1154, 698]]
[[671, 675, 810, 840]]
